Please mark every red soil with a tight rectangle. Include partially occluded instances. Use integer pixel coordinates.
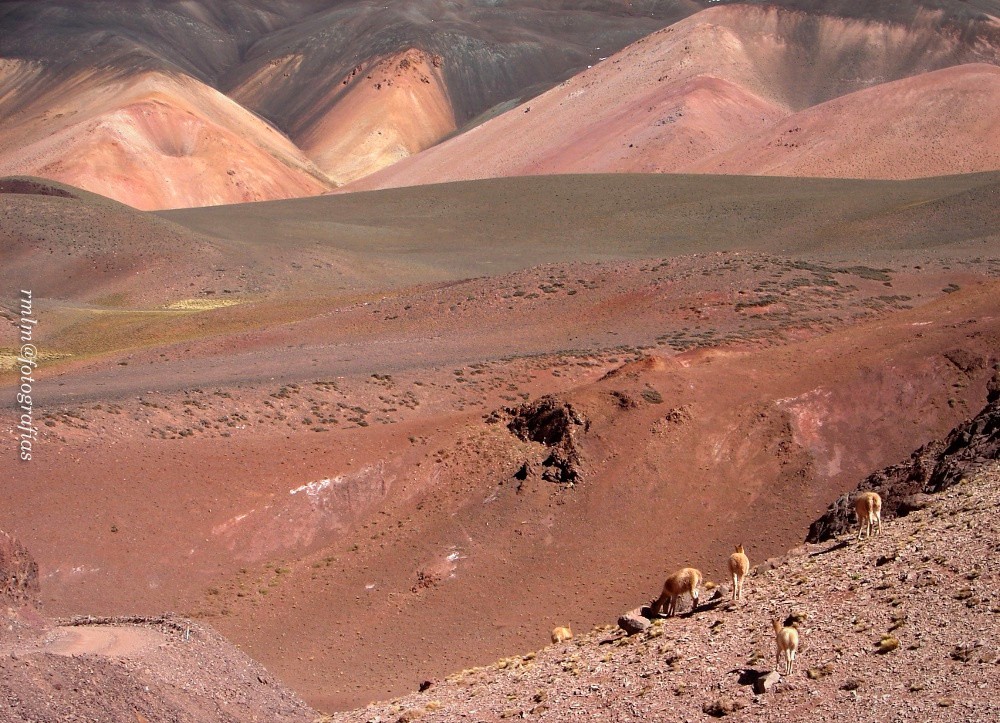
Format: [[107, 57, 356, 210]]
[[5, 250, 998, 710]]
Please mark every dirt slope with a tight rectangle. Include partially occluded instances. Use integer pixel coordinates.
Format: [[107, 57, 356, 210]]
[[6, 273, 998, 710], [325, 461, 1000, 722], [0, 1, 696, 202], [346, 4, 1000, 191], [0, 69, 331, 210], [689, 64, 1000, 179], [3, 169, 999, 711], [0, 614, 317, 722]]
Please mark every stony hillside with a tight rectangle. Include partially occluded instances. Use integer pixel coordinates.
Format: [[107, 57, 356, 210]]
[[324, 460, 1000, 722], [0, 534, 317, 722], [810, 366, 1000, 541]]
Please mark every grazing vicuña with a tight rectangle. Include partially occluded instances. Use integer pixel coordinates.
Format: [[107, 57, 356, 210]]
[[650, 567, 702, 617]]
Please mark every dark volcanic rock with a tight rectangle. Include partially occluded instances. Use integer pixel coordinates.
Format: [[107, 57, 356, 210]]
[[505, 395, 588, 447], [500, 395, 588, 484], [807, 365, 1000, 542]]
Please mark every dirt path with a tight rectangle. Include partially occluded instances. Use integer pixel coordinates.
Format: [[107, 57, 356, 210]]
[[41, 625, 165, 658]]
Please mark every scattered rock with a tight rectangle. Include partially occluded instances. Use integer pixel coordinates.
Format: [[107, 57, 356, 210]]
[[0, 530, 40, 606], [499, 395, 588, 484], [944, 348, 987, 374], [898, 494, 934, 515], [753, 670, 782, 694], [758, 556, 785, 573], [513, 461, 534, 481], [662, 405, 692, 424], [504, 395, 588, 446], [618, 609, 651, 636], [875, 550, 899, 566], [876, 636, 900, 654], [702, 697, 746, 717], [784, 611, 808, 627], [540, 447, 583, 484], [610, 390, 638, 409], [950, 642, 996, 663], [840, 678, 863, 691]]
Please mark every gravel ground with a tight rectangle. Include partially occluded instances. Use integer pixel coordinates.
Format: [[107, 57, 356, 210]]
[[327, 463, 1000, 723]]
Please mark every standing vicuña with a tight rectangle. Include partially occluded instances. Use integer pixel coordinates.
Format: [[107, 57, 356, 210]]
[[728, 544, 750, 602], [773, 618, 799, 675], [650, 567, 702, 617], [854, 491, 882, 541]]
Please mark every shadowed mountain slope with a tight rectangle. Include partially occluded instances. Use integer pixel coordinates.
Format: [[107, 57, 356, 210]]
[[3, 0, 999, 204], [347, 3, 1000, 191], [0, 1, 698, 203]]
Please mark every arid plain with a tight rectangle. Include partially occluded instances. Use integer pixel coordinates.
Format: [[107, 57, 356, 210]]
[[1, 0, 999, 719]]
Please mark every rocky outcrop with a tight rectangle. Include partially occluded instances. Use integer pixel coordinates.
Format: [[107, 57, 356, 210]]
[[807, 365, 1000, 542], [489, 395, 589, 484], [0, 529, 39, 607]]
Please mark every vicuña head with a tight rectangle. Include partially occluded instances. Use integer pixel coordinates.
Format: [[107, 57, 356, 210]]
[[854, 491, 882, 541], [772, 618, 799, 675], [728, 544, 750, 603], [650, 567, 702, 617]]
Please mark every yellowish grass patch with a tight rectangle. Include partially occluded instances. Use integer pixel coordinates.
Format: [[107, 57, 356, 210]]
[[165, 298, 244, 311], [0, 349, 72, 371]]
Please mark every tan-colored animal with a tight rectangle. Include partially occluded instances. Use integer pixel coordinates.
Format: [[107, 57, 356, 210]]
[[551, 625, 573, 644], [854, 491, 882, 541], [728, 544, 750, 602], [773, 618, 799, 675], [650, 567, 702, 617]]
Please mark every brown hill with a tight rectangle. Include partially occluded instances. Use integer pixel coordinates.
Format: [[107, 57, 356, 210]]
[[0, 1, 694, 204], [0, 69, 331, 210], [0, 176, 237, 305], [289, 49, 457, 185], [346, 4, 1000, 192], [689, 63, 1000, 179]]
